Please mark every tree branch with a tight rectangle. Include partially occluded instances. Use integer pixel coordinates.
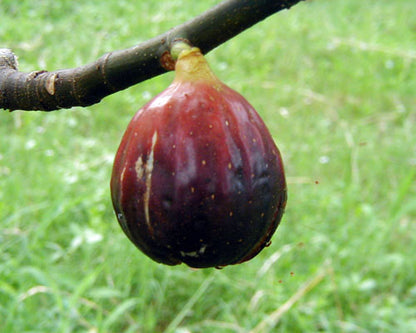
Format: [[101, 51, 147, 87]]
[[0, 0, 303, 112]]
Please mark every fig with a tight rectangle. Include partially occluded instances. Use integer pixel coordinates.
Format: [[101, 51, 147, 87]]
[[110, 44, 287, 268]]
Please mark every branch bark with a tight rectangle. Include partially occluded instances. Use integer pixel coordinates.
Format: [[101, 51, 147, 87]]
[[0, 0, 303, 112]]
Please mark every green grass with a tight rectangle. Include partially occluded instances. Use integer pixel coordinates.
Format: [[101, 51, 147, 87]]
[[1, 0, 415, 332]]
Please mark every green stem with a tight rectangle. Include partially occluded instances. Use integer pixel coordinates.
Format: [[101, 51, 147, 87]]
[[170, 41, 194, 61]]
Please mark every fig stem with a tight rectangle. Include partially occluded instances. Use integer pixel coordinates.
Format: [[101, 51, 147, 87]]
[[170, 41, 194, 61]]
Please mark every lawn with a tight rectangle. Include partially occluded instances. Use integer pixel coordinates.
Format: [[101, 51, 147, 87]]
[[1, 0, 415, 332]]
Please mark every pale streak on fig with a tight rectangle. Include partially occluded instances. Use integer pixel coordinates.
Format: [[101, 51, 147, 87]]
[[120, 166, 127, 183], [135, 157, 144, 179], [180, 244, 207, 258], [143, 131, 158, 232], [180, 250, 198, 258]]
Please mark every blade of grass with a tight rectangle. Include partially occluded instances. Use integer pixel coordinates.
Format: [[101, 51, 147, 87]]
[[69, 264, 104, 308], [251, 267, 327, 333], [101, 298, 142, 330], [390, 168, 416, 218], [163, 273, 215, 333]]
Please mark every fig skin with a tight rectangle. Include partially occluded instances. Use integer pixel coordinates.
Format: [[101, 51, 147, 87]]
[[110, 47, 287, 268]]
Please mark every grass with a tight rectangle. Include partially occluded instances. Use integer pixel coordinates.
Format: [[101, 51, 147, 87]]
[[1, 0, 415, 331]]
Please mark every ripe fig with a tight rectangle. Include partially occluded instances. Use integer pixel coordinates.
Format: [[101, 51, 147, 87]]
[[110, 45, 287, 268]]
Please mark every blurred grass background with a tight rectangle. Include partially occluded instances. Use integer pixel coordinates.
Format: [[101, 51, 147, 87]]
[[1, 0, 415, 332]]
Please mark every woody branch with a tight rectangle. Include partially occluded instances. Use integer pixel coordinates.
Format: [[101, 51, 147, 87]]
[[0, 0, 303, 112]]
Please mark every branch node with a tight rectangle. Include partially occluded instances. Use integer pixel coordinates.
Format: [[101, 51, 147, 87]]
[[45, 73, 58, 95], [101, 52, 118, 92], [26, 70, 48, 82], [160, 51, 176, 71]]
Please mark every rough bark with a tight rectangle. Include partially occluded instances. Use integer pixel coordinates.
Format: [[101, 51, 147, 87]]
[[0, 0, 303, 111]]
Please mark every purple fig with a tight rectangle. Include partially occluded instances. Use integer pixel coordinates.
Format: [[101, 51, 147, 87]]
[[110, 46, 287, 268]]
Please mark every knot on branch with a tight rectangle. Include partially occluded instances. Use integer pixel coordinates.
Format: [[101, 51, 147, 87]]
[[0, 49, 19, 70], [0, 49, 68, 112]]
